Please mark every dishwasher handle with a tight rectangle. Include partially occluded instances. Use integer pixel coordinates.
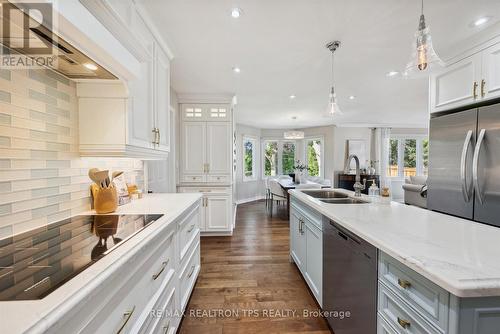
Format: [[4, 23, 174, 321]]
[[330, 220, 361, 244]]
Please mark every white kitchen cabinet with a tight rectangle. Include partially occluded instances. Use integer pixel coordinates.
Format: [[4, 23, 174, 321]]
[[290, 212, 306, 270], [482, 42, 500, 100], [78, 0, 171, 159], [429, 54, 481, 113], [180, 104, 232, 184], [206, 122, 232, 175], [290, 200, 323, 306], [429, 39, 500, 113], [177, 187, 233, 235]]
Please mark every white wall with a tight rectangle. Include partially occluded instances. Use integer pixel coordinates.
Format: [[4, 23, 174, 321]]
[[235, 124, 264, 203]]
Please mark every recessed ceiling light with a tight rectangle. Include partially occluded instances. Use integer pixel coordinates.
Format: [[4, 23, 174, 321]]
[[349, 95, 355, 100], [232, 66, 241, 73], [231, 8, 242, 18], [289, 95, 296, 99], [84, 63, 98, 71], [386, 71, 399, 77], [473, 16, 491, 27]]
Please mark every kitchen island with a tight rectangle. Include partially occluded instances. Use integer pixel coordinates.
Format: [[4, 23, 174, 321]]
[[289, 188, 500, 334], [0, 193, 202, 334]]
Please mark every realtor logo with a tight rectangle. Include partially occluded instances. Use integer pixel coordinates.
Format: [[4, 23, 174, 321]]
[[1, 1, 58, 68]]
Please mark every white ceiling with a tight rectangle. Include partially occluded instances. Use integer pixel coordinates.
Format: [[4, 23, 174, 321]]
[[141, 0, 500, 129]]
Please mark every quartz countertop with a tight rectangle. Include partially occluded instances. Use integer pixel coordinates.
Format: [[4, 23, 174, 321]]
[[290, 189, 500, 298], [0, 193, 202, 334]]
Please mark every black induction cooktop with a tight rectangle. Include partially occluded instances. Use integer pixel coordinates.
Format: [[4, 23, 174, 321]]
[[0, 214, 163, 301]]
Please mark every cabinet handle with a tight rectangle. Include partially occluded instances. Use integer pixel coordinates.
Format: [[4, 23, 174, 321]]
[[187, 265, 196, 278], [298, 219, 303, 234], [152, 128, 157, 145], [157, 128, 161, 145], [397, 317, 411, 329], [163, 321, 170, 334], [116, 306, 136, 334], [473, 81, 478, 99], [152, 259, 169, 280], [398, 278, 412, 289], [481, 79, 486, 98], [187, 224, 195, 233]]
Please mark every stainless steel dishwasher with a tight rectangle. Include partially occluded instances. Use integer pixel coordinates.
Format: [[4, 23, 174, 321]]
[[323, 217, 377, 334]]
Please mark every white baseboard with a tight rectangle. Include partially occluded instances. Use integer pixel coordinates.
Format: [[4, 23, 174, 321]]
[[235, 195, 265, 205]]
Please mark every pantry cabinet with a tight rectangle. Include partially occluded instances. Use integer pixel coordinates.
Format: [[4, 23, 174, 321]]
[[429, 40, 500, 113], [180, 104, 232, 184]]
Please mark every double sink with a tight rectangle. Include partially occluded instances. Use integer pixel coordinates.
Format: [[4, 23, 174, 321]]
[[301, 190, 369, 204]]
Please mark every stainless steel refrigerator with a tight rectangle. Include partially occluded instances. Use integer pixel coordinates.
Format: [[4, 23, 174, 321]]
[[428, 103, 500, 227]]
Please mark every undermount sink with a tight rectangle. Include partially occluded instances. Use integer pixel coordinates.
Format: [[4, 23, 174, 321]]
[[319, 198, 369, 204], [301, 190, 349, 199]]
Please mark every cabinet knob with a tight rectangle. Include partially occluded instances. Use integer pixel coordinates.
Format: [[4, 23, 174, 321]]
[[398, 278, 412, 289]]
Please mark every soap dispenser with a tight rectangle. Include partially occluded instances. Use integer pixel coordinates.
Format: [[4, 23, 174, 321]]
[[368, 180, 380, 197]]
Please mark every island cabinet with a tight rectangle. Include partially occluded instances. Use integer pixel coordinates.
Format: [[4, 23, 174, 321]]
[[378, 252, 500, 334], [48, 201, 201, 334], [290, 198, 323, 307]]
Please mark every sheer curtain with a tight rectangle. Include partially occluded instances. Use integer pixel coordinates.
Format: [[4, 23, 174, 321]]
[[375, 127, 391, 183]]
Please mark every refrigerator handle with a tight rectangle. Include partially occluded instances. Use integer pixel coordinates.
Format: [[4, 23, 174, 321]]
[[460, 130, 473, 202], [473, 129, 486, 205]]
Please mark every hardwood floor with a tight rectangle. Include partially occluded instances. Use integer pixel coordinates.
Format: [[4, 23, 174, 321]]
[[178, 200, 331, 334]]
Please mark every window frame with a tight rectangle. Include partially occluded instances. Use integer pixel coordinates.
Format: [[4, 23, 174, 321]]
[[261, 139, 297, 179], [303, 136, 324, 178], [242, 136, 258, 182], [387, 135, 428, 178]]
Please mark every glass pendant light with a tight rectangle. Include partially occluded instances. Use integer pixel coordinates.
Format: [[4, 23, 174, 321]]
[[284, 117, 304, 139], [403, 0, 443, 77], [326, 41, 343, 116]]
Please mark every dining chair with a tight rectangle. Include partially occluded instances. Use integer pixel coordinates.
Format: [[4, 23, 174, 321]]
[[268, 179, 287, 216], [264, 177, 276, 208]]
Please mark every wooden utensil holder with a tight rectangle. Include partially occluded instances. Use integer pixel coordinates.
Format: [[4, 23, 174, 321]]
[[91, 184, 118, 214]]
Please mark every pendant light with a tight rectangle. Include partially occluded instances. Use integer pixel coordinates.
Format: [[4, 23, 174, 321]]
[[326, 41, 342, 116], [403, 0, 443, 77], [284, 116, 304, 139]]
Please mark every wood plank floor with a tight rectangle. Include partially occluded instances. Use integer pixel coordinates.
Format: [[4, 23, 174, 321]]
[[178, 200, 331, 334]]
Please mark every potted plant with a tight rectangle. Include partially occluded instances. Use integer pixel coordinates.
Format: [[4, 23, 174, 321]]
[[294, 160, 308, 184]]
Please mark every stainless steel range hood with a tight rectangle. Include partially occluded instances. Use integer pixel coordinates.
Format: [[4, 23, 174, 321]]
[[0, 0, 117, 80]]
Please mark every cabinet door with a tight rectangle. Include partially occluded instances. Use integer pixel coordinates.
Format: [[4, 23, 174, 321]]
[[181, 122, 206, 177], [155, 47, 170, 152], [290, 212, 306, 270], [128, 49, 155, 149], [305, 221, 322, 305], [429, 54, 482, 113], [206, 105, 230, 122], [482, 43, 500, 100], [205, 196, 230, 231], [206, 122, 231, 175]]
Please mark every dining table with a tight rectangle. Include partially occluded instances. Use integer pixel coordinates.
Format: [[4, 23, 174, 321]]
[[278, 179, 331, 217]]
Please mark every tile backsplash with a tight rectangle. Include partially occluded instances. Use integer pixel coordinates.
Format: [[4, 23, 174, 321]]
[[0, 67, 144, 237]]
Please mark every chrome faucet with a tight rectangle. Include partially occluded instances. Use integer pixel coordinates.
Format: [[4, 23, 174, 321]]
[[345, 154, 366, 197]]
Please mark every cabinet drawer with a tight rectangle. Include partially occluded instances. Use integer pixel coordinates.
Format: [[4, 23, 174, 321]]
[[181, 175, 205, 183], [379, 283, 440, 334], [179, 241, 201, 311], [207, 175, 230, 183], [378, 313, 399, 334], [140, 282, 177, 334], [178, 208, 200, 263], [379, 253, 449, 332]]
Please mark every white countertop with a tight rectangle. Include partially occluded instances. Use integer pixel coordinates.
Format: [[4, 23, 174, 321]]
[[0, 193, 202, 334], [290, 189, 500, 298]]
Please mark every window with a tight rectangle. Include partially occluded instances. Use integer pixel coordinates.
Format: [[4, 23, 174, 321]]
[[243, 137, 257, 181], [263, 141, 278, 177], [282, 142, 296, 174], [387, 136, 428, 178], [262, 140, 296, 177], [305, 138, 323, 177]]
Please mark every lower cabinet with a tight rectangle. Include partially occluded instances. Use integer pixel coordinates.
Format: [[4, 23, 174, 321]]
[[289, 199, 322, 307], [49, 200, 201, 334], [178, 186, 233, 235]]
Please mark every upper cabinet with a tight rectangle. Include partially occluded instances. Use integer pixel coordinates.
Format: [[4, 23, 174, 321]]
[[77, 0, 172, 159], [430, 39, 500, 114]]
